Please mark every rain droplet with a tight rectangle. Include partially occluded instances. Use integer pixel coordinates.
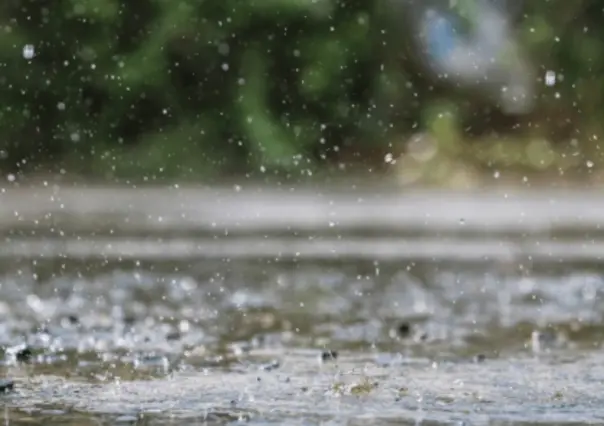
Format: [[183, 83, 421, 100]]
[[22, 44, 35, 60], [218, 43, 230, 56], [545, 71, 556, 87]]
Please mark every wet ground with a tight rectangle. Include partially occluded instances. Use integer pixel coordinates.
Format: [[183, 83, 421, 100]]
[[1, 184, 604, 425]]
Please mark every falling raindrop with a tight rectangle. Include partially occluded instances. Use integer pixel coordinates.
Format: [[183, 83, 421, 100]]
[[22, 44, 35, 60], [218, 43, 230, 56], [545, 70, 556, 86]]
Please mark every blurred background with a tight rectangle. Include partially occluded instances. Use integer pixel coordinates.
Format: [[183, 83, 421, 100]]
[[4, 2, 604, 424], [0, 0, 598, 186]]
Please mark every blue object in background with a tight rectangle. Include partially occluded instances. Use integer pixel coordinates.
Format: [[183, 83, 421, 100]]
[[411, 0, 534, 114], [425, 10, 459, 63]]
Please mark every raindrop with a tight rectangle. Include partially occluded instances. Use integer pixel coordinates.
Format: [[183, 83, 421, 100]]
[[218, 43, 230, 56], [545, 71, 556, 87], [22, 44, 35, 60]]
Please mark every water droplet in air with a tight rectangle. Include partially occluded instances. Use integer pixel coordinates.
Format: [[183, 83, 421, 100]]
[[22, 45, 35, 60], [545, 71, 556, 86], [218, 43, 230, 56]]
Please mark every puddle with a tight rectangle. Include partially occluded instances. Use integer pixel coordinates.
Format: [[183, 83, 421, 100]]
[[0, 186, 603, 425]]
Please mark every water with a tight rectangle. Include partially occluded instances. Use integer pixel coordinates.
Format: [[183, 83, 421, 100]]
[[1, 184, 604, 425]]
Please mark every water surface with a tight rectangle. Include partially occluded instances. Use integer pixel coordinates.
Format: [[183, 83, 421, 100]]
[[0, 185, 603, 425]]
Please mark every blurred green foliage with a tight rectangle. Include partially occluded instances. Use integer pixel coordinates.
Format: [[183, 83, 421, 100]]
[[0, 0, 600, 181]]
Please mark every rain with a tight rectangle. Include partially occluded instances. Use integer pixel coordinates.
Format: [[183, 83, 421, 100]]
[[0, 0, 603, 425]]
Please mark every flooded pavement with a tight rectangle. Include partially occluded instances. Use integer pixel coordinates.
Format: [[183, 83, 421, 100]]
[[1, 185, 604, 425]]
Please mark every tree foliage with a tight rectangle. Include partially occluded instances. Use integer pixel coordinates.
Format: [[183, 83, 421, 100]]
[[0, 0, 598, 179]]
